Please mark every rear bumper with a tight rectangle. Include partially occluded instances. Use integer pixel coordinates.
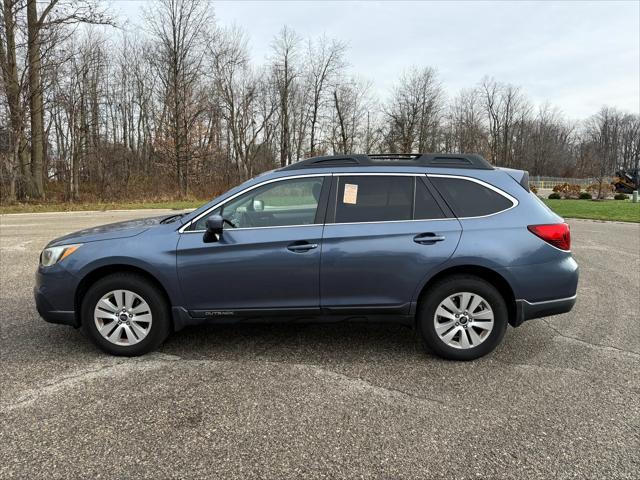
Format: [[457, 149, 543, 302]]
[[506, 254, 578, 327], [513, 294, 577, 326]]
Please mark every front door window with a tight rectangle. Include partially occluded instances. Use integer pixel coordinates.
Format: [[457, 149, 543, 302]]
[[191, 177, 325, 230]]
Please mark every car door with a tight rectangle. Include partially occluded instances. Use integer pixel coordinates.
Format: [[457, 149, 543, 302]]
[[177, 175, 330, 316], [320, 174, 462, 314]]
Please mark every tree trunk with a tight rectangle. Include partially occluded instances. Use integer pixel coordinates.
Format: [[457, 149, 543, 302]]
[[309, 98, 319, 156], [27, 0, 45, 198], [1, 0, 33, 198], [279, 52, 290, 167], [333, 90, 348, 154]]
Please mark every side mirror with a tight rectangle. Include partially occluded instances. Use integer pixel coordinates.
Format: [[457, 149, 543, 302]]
[[203, 215, 224, 243], [253, 199, 264, 212]]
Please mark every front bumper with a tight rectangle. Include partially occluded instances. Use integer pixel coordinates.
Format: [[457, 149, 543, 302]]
[[34, 265, 79, 327], [34, 286, 76, 326], [513, 294, 577, 326]]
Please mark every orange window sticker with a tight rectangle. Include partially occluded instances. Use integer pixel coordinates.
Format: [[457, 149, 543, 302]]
[[343, 183, 358, 204]]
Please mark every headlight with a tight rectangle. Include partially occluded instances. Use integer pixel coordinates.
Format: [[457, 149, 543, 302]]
[[40, 244, 82, 267]]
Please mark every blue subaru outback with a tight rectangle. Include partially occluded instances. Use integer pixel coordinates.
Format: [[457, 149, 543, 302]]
[[35, 154, 578, 360]]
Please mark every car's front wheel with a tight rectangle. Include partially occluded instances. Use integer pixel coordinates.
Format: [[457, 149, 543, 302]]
[[418, 275, 508, 360], [82, 273, 170, 356]]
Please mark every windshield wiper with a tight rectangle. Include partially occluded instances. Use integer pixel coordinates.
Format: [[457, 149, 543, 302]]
[[160, 213, 186, 224]]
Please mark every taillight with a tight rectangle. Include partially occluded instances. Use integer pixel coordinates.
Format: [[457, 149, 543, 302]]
[[527, 223, 571, 251]]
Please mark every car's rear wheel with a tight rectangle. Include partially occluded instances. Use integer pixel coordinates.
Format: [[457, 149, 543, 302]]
[[82, 273, 170, 356], [418, 275, 507, 360]]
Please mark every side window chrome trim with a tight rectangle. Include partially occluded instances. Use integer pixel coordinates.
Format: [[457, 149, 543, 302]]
[[333, 172, 421, 177], [427, 173, 519, 219], [178, 173, 330, 233], [328, 218, 459, 227], [190, 223, 323, 233]]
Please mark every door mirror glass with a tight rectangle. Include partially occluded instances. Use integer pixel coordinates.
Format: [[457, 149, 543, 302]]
[[253, 199, 264, 212], [203, 214, 224, 243]]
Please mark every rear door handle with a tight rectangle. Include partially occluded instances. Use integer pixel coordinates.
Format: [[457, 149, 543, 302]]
[[413, 233, 446, 245], [287, 242, 318, 253]]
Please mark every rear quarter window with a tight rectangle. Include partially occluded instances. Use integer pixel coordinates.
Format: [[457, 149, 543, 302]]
[[430, 176, 514, 217]]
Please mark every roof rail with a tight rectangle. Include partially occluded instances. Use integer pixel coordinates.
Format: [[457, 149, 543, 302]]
[[279, 153, 493, 171]]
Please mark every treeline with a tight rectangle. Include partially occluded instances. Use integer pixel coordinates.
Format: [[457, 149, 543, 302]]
[[1, 0, 639, 203]]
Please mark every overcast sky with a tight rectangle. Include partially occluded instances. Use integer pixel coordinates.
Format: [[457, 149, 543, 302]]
[[111, 0, 640, 120]]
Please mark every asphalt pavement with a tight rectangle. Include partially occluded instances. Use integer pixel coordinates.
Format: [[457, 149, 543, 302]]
[[1, 210, 639, 479]]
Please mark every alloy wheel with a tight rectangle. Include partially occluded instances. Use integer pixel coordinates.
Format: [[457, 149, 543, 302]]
[[93, 289, 153, 346], [433, 292, 494, 349]]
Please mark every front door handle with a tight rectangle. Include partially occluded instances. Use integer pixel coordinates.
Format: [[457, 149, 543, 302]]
[[413, 233, 445, 245], [287, 242, 318, 253]]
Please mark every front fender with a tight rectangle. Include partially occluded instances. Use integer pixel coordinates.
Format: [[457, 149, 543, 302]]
[[76, 257, 181, 306], [72, 229, 182, 306]]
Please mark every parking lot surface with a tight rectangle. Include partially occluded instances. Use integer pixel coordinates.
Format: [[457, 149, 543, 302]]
[[1, 210, 639, 479]]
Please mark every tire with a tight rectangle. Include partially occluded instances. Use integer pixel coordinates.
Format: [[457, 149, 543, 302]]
[[418, 274, 508, 361], [81, 273, 171, 356]]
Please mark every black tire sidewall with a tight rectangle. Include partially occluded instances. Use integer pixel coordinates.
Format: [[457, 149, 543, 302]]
[[419, 275, 508, 361], [82, 273, 170, 356]]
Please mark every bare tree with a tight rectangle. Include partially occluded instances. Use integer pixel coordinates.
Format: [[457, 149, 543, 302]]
[[306, 35, 346, 156], [210, 27, 276, 179], [146, 0, 210, 197], [0, 0, 29, 199], [525, 104, 574, 176], [446, 88, 487, 155], [583, 107, 622, 198], [270, 26, 300, 166], [25, 0, 111, 199], [480, 77, 530, 167], [2, 6, 639, 206], [330, 77, 372, 154], [384, 66, 445, 153], [619, 114, 640, 173], [0, 0, 110, 200]]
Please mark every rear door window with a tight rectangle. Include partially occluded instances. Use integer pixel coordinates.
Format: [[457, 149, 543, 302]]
[[429, 176, 514, 217], [335, 176, 413, 223], [332, 176, 445, 223]]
